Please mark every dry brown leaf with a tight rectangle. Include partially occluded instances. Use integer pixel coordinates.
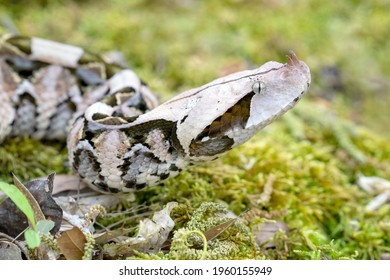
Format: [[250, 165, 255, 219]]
[[12, 173, 45, 223], [57, 227, 86, 260], [50, 175, 88, 195], [24, 174, 63, 236], [0, 240, 23, 260], [94, 229, 133, 244], [203, 218, 236, 242]]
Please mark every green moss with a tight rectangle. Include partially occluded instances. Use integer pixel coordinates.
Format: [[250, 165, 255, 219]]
[[0, 138, 68, 183], [133, 202, 256, 260]]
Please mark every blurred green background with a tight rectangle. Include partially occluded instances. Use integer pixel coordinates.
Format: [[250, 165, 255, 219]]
[[1, 0, 388, 137]]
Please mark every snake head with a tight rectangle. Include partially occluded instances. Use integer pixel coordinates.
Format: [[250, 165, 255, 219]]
[[81, 51, 311, 164], [243, 50, 311, 132], [68, 50, 311, 192], [166, 51, 311, 161]]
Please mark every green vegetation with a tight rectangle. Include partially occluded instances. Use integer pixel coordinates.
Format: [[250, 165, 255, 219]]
[[0, 180, 55, 249], [0, 0, 389, 259]]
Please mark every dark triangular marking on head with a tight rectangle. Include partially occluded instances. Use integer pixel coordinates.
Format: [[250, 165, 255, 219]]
[[195, 91, 255, 141], [189, 91, 256, 157], [189, 135, 234, 157]]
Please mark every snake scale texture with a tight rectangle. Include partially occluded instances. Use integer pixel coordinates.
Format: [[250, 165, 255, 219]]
[[0, 34, 311, 194]]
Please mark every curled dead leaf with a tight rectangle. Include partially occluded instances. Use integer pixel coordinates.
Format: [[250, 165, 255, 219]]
[[57, 227, 86, 260]]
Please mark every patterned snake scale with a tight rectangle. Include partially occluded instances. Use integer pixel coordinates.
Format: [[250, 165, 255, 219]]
[[0, 34, 311, 194]]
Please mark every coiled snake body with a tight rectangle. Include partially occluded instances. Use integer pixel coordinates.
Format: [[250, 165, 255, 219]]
[[0, 34, 311, 193]]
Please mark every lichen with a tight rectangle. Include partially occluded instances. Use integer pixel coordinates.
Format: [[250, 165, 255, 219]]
[[158, 202, 255, 260], [82, 233, 96, 260]]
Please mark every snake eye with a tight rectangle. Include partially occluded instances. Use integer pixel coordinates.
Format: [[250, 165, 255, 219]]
[[252, 81, 265, 94]]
